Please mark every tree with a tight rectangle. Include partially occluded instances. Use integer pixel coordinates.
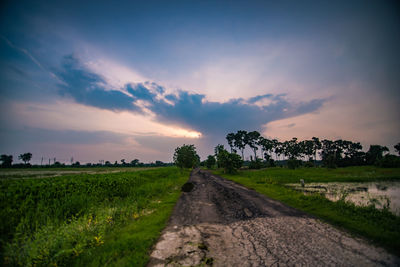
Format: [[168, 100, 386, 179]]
[[130, 159, 139, 166], [395, 143, 400, 156], [226, 133, 236, 153], [173, 144, 200, 168], [121, 159, 126, 165], [247, 131, 261, 160], [0, 154, 13, 168], [234, 130, 248, 160], [311, 137, 321, 163], [366, 145, 389, 165], [302, 140, 314, 161], [205, 155, 216, 169], [215, 147, 242, 173], [18, 153, 32, 165]]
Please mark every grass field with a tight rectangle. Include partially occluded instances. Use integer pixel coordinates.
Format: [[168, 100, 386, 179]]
[[0, 167, 158, 180], [214, 166, 400, 256], [0, 167, 190, 266]]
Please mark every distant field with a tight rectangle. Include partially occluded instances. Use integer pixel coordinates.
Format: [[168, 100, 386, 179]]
[[0, 167, 158, 179], [0, 167, 190, 266], [214, 166, 400, 256]]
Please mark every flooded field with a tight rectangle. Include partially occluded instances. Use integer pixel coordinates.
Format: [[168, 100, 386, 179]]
[[287, 181, 400, 216]]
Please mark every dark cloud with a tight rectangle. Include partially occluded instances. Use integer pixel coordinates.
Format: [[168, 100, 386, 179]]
[[57, 55, 141, 112], [57, 56, 326, 138]]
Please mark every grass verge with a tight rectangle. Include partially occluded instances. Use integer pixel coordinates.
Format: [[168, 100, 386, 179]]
[[1, 167, 190, 266], [213, 166, 400, 256]]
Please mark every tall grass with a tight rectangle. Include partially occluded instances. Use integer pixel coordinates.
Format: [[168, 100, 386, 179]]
[[0, 167, 190, 266]]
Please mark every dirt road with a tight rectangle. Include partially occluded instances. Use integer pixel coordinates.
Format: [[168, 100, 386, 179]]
[[148, 169, 399, 266]]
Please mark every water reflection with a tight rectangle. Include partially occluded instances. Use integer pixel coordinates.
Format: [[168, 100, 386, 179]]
[[287, 181, 400, 216]]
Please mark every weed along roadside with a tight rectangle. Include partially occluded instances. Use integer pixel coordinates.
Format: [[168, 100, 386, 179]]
[[0, 167, 190, 266], [213, 166, 400, 256]]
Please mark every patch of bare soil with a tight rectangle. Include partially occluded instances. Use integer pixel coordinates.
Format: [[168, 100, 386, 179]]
[[148, 169, 400, 266]]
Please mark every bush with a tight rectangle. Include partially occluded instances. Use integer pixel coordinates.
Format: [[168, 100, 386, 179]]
[[304, 160, 314, 168], [217, 150, 242, 174], [287, 159, 301, 169], [249, 158, 263, 169], [205, 155, 216, 169], [376, 154, 400, 168]]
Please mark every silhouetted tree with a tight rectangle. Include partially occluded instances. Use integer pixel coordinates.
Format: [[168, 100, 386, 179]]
[[130, 159, 139, 166], [311, 137, 321, 163], [366, 145, 389, 165], [246, 131, 261, 160], [301, 140, 314, 161], [205, 155, 216, 169], [173, 144, 200, 168], [233, 130, 248, 160], [0, 154, 13, 168], [395, 143, 400, 156], [226, 133, 236, 153], [18, 153, 32, 165]]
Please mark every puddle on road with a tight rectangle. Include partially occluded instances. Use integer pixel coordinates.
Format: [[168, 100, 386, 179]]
[[287, 181, 400, 215]]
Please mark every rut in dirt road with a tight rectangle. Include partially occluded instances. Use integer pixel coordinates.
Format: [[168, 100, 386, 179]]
[[148, 169, 400, 266]]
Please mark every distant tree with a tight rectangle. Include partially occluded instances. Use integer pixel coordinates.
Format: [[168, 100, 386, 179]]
[[173, 144, 200, 168], [258, 137, 273, 161], [215, 147, 242, 173], [18, 153, 32, 165], [72, 161, 81, 166], [283, 138, 301, 160], [271, 139, 282, 160], [155, 160, 165, 167], [320, 139, 338, 168], [226, 133, 236, 153], [302, 140, 314, 161], [0, 154, 13, 168], [395, 143, 400, 156], [121, 159, 126, 165], [234, 130, 248, 160], [366, 145, 389, 165], [205, 155, 216, 169], [130, 159, 140, 166], [105, 161, 111, 166], [311, 137, 321, 163], [246, 131, 261, 160]]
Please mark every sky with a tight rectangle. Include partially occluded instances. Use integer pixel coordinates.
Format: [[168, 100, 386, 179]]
[[0, 0, 399, 164]]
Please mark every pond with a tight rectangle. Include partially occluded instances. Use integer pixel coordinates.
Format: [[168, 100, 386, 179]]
[[286, 181, 400, 216]]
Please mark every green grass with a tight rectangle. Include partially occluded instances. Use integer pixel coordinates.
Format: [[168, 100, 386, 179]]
[[1, 167, 190, 266], [0, 167, 158, 179], [213, 166, 400, 256]]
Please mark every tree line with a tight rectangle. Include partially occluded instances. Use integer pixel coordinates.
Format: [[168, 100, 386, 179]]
[[223, 130, 400, 169], [0, 153, 171, 168]]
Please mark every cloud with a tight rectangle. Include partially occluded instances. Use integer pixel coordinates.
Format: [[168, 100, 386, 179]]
[[0, 127, 127, 146], [57, 55, 142, 112], [56, 55, 326, 138]]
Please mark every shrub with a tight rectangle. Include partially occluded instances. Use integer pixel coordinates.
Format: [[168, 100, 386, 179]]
[[249, 158, 263, 169], [376, 154, 400, 168], [287, 159, 301, 169]]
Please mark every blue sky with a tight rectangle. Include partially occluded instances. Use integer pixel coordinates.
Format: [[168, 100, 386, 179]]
[[0, 0, 399, 163]]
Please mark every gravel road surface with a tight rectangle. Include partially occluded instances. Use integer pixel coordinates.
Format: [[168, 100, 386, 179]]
[[148, 169, 399, 266]]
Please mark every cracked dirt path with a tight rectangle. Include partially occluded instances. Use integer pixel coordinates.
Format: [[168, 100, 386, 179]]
[[148, 169, 400, 266]]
